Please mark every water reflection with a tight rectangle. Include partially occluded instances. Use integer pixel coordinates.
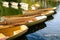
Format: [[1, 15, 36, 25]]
[[27, 22, 46, 34], [45, 15, 54, 21], [53, 11, 57, 15]]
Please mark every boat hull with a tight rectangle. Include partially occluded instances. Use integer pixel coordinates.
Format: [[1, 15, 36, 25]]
[[41, 11, 54, 16]]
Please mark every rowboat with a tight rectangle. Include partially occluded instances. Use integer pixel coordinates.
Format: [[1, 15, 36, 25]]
[[22, 7, 56, 16], [23, 10, 54, 16], [0, 25, 28, 40], [0, 7, 56, 18], [0, 16, 47, 27]]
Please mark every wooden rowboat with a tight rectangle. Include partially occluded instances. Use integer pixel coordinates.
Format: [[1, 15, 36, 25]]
[[23, 10, 54, 16], [0, 25, 28, 40], [0, 16, 47, 27], [2, 7, 56, 17], [22, 7, 56, 16], [0, 7, 56, 18]]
